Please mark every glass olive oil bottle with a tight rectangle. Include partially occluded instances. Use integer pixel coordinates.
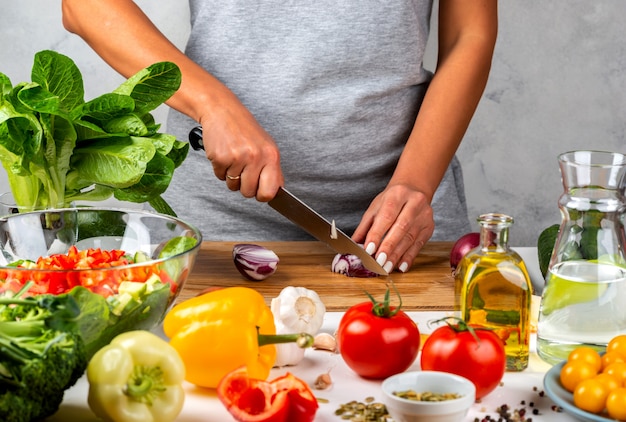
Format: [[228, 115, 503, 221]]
[[456, 213, 533, 371]]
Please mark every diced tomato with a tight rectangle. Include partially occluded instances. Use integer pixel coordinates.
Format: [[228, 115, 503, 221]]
[[0, 246, 166, 296]]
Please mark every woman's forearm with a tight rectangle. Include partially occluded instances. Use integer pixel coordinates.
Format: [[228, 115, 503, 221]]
[[392, 0, 498, 201], [61, 0, 242, 124]]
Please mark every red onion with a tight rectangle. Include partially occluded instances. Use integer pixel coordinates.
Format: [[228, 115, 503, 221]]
[[232, 243, 280, 281], [331, 253, 378, 278], [449, 232, 480, 270]]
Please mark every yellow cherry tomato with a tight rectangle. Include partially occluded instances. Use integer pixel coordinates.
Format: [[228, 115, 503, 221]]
[[607, 335, 626, 358], [606, 387, 626, 420], [560, 361, 598, 393], [601, 351, 626, 370], [568, 346, 603, 373], [573, 378, 610, 414], [593, 373, 622, 392], [603, 362, 626, 385]]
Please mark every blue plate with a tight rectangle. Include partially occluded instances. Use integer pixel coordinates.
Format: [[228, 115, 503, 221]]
[[543, 361, 612, 422]]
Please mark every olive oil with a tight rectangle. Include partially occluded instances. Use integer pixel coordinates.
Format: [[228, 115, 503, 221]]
[[456, 214, 533, 371]]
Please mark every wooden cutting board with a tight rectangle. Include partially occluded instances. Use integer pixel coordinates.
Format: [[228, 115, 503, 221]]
[[178, 241, 456, 312]]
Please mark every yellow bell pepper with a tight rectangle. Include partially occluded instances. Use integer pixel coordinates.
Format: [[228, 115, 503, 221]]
[[163, 286, 313, 388], [86, 330, 186, 422]]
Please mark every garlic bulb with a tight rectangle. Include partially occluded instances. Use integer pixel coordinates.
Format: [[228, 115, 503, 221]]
[[273, 286, 326, 333], [271, 286, 326, 367]]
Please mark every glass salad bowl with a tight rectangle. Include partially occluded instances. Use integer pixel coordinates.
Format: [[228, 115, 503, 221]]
[[0, 207, 202, 357]]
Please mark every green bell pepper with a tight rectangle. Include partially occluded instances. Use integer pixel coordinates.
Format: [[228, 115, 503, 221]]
[[86, 330, 185, 422]]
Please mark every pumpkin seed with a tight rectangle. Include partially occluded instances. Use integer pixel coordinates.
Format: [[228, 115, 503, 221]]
[[392, 389, 462, 402], [335, 398, 391, 421]]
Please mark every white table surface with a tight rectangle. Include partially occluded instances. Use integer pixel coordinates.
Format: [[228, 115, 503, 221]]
[[49, 247, 575, 422], [49, 307, 582, 422]]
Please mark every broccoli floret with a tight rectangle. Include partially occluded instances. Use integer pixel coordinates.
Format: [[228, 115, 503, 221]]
[[0, 288, 88, 422]]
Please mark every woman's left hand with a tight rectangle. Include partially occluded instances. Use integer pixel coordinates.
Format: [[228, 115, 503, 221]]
[[352, 184, 434, 273]]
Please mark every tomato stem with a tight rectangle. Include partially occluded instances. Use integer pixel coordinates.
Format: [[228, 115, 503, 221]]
[[365, 281, 402, 318], [428, 316, 494, 345]]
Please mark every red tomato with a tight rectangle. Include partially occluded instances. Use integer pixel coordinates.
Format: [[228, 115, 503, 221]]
[[217, 366, 318, 422], [420, 319, 506, 399], [336, 301, 421, 379]]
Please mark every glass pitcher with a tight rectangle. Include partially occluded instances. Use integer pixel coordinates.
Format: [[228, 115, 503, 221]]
[[536, 150, 626, 365]]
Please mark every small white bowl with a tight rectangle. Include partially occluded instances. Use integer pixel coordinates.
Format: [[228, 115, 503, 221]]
[[381, 371, 476, 422]]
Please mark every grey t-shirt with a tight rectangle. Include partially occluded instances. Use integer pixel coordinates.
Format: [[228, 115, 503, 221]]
[[163, 0, 471, 241]]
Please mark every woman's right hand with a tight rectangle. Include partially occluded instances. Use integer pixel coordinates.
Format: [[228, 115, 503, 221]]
[[198, 97, 284, 201]]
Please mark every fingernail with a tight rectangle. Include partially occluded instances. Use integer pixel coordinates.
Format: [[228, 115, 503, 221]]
[[398, 262, 409, 273], [376, 252, 387, 267], [365, 242, 376, 255], [383, 261, 394, 273]]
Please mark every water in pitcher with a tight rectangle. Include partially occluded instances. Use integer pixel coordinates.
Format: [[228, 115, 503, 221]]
[[537, 260, 626, 365]]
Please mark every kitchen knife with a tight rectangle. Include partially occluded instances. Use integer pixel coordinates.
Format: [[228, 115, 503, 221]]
[[268, 187, 387, 275], [188, 126, 388, 275]]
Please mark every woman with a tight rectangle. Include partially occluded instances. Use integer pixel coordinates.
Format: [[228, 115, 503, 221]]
[[62, 0, 497, 273]]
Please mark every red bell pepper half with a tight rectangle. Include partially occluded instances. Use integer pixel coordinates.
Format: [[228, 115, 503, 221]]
[[217, 366, 318, 422]]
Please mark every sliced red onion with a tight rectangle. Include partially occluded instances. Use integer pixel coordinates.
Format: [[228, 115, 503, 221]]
[[233, 243, 280, 281], [331, 253, 378, 278]]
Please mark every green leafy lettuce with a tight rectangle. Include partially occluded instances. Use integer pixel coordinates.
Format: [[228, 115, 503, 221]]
[[0, 50, 187, 215]]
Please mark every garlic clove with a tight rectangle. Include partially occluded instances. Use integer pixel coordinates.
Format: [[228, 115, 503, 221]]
[[313, 332, 338, 353], [314, 372, 333, 390]]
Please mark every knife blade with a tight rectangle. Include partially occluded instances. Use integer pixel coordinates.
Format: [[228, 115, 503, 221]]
[[268, 187, 387, 275], [188, 126, 387, 275]]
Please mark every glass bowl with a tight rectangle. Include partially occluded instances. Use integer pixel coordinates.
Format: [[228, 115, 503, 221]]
[[0, 207, 202, 356]]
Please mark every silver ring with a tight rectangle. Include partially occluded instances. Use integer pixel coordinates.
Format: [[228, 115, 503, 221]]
[[226, 174, 241, 180]]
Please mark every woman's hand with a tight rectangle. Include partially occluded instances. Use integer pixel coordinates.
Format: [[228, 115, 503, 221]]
[[352, 184, 434, 273], [198, 97, 284, 202]]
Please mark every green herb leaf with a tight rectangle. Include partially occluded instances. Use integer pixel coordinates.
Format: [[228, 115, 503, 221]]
[[70, 92, 135, 124], [0, 51, 185, 215], [31, 50, 84, 112], [0, 72, 12, 96], [113, 61, 181, 116], [70, 137, 156, 188], [114, 151, 174, 203], [537, 224, 559, 278]]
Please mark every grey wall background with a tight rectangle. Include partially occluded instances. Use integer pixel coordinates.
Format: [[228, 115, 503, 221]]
[[1, 1, 625, 246]]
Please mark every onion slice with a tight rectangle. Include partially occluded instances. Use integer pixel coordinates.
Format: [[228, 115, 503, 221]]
[[331, 253, 378, 278], [232, 243, 280, 281]]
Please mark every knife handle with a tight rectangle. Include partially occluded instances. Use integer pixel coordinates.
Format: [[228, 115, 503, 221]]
[[189, 126, 205, 150]]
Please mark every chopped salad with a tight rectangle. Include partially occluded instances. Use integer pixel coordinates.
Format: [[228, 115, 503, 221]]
[[0, 245, 174, 297]]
